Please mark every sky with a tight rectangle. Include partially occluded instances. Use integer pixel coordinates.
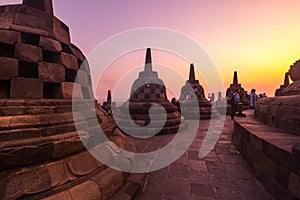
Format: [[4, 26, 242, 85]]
[[2, 0, 300, 101]]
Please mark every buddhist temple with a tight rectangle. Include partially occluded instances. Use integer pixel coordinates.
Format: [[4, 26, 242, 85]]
[[275, 72, 290, 96], [116, 48, 183, 136], [232, 60, 300, 199], [0, 1, 142, 199], [179, 64, 217, 119], [225, 71, 249, 114], [101, 90, 116, 114]]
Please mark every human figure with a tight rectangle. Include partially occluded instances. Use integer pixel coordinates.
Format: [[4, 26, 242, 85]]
[[229, 89, 240, 119], [208, 93, 215, 103], [259, 94, 263, 98], [262, 93, 267, 98], [249, 89, 258, 109]]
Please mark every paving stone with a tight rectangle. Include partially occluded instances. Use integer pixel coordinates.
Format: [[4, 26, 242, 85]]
[[134, 117, 272, 200], [168, 168, 188, 178], [238, 185, 272, 200], [188, 171, 210, 184], [216, 189, 243, 200], [165, 177, 189, 200], [190, 183, 216, 198], [188, 151, 200, 160], [189, 160, 208, 172]]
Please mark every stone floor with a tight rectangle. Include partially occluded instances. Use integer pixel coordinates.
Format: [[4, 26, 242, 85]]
[[129, 116, 273, 200]]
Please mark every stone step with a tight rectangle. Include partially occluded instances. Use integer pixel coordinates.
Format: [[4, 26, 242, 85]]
[[0, 147, 129, 200], [0, 111, 97, 130], [0, 101, 97, 116], [117, 117, 182, 127]]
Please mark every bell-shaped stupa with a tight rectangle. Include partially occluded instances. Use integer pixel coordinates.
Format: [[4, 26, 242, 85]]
[[0, 1, 139, 199], [179, 64, 217, 119], [117, 48, 183, 136], [225, 71, 249, 114]]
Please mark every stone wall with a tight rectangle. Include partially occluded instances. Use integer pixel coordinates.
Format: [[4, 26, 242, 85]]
[[232, 110, 300, 199], [255, 95, 300, 136]]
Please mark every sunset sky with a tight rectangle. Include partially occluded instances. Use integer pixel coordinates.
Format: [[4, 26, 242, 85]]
[[2, 0, 300, 101]]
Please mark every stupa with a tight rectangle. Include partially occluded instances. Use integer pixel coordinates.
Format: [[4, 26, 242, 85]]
[[232, 60, 300, 199], [179, 64, 217, 119], [116, 48, 182, 136], [275, 72, 290, 96], [225, 71, 249, 114], [0, 1, 141, 199], [101, 90, 116, 114]]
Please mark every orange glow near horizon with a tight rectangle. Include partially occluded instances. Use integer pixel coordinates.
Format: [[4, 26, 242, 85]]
[[3, 1, 299, 100]]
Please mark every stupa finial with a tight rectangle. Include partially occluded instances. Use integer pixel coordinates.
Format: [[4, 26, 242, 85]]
[[284, 72, 290, 86], [107, 90, 112, 103], [22, 0, 53, 15], [189, 64, 196, 81], [233, 71, 238, 85], [144, 48, 152, 72]]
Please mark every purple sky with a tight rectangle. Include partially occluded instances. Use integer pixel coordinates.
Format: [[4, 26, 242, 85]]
[[2, 0, 300, 100]]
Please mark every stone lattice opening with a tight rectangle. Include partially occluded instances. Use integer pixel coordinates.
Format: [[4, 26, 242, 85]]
[[0, 80, 10, 98], [19, 61, 38, 78], [43, 50, 58, 63], [21, 32, 40, 46], [61, 43, 72, 54], [65, 68, 77, 82], [0, 42, 14, 57], [43, 82, 62, 99]]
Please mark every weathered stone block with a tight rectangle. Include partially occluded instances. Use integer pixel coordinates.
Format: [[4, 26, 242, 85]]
[[61, 82, 83, 99], [39, 36, 62, 53], [13, 5, 53, 33], [66, 151, 101, 176], [15, 43, 42, 63], [93, 168, 124, 200], [10, 77, 43, 99], [69, 181, 101, 200], [0, 57, 18, 80], [3, 167, 51, 199], [41, 191, 72, 200], [47, 160, 75, 187], [56, 52, 77, 70], [0, 29, 21, 45], [53, 18, 70, 44], [71, 45, 85, 61], [38, 62, 65, 83]]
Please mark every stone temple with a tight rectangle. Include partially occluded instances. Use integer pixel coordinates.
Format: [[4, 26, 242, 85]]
[[179, 64, 217, 119], [0, 1, 142, 199], [232, 60, 300, 199], [225, 71, 249, 114], [117, 48, 182, 136]]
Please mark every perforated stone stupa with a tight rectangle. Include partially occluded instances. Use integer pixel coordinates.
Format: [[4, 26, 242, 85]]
[[0, 1, 140, 199], [225, 71, 249, 114], [117, 48, 182, 135], [179, 64, 217, 119]]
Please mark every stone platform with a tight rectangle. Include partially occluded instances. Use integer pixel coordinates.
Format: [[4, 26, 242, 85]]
[[126, 117, 271, 200], [233, 110, 300, 199]]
